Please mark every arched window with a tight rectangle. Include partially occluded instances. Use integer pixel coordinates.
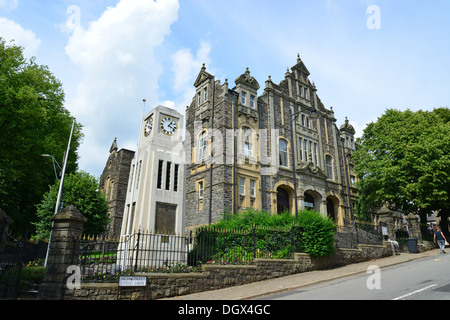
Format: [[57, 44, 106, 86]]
[[279, 139, 288, 167], [325, 155, 333, 180]]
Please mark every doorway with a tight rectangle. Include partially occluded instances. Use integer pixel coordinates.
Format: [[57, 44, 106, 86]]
[[277, 187, 290, 214]]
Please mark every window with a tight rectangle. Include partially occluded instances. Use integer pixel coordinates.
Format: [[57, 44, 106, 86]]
[[174, 164, 179, 192], [314, 143, 318, 165], [325, 155, 333, 180], [198, 181, 204, 199], [279, 139, 288, 167], [165, 162, 171, 190], [241, 91, 246, 105], [239, 177, 245, 196], [250, 179, 256, 198], [136, 161, 142, 189], [241, 127, 253, 158], [308, 141, 312, 160], [304, 139, 308, 161], [243, 141, 252, 157], [198, 131, 207, 162], [250, 95, 255, 108], [157, 160, 163, 189], [204, 87, 208, 102], [197, 92, 201, 106], [299, 138, 303, 161]]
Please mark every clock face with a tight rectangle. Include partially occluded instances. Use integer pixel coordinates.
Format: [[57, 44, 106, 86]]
[[160, 117, 177, 135], [144, 117, 153, 136]]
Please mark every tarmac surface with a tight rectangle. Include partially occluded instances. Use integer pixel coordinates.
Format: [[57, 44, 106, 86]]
[[163, 249, 441, 300]]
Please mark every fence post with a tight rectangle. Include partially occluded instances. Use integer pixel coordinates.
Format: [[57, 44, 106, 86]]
[[253, 226, 256, 259], [39, 205, 87, 300], [134, 231, 141, 272]]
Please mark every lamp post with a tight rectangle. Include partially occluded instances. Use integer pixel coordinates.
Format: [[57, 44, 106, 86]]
[[289, 107, 318, 219], [42, 154, 62, 180], [44, 117, 76, 267]]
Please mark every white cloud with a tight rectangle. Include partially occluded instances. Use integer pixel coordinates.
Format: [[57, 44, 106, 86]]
[[64, 0, 180, 177], [0, 0, 18, 11], [169, 40, 212, 113], [0, 17, 40, 57]]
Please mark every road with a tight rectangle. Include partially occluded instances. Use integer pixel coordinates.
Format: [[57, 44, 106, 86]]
[[260, 252, 450, 300]]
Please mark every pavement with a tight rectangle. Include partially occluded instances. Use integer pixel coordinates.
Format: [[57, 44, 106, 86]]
[[163, 249, 442, 300]]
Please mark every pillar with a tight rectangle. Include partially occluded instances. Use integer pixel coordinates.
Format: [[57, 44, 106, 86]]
[[39, 205, 87, 300]]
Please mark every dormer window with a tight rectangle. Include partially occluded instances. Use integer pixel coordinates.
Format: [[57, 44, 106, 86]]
[[241, 91, 247, 105], [250, 95, 255, 108]]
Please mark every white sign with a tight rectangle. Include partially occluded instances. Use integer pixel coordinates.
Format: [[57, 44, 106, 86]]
[[119, 276, 147, 287]]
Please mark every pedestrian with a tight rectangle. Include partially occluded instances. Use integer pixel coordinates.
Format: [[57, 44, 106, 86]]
[[434, 226, 447, 254]]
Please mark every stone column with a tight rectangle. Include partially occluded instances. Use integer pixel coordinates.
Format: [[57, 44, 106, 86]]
[[376, 206, 395, 240], [406, 213, 422, 242], [0, 208, 14, 253], [39, 205, 87, 300]]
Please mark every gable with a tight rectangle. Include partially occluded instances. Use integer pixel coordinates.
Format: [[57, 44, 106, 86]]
[[194, 64, 214, 87]]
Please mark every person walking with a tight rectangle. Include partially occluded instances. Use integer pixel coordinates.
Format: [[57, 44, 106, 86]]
[[434, 226, 447, 254]]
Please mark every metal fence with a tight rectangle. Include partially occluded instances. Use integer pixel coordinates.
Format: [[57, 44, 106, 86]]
[[77, 222, 386, 283], [77, 225, 305, 282], [0, 224, 48, 300]]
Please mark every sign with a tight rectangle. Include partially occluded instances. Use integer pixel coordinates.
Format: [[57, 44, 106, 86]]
[[382, 226, 388, 236], [119, 276, 147, 287]]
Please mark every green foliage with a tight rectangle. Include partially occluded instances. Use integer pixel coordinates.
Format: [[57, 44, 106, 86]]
[[192, 209, 336, 260], [34, 171, 110, 240], [296, 209, 336, 257], [0, 38, 83, 235], [219, 208, 296, 229], [353, 108, 450, 218]]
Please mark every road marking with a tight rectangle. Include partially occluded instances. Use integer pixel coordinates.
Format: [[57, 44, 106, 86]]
[[392, 284, 437, 300]]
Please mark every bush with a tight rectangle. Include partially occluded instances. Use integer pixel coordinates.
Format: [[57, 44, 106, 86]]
[[297, 210, 336, 257], [194, 209, 336, 259]]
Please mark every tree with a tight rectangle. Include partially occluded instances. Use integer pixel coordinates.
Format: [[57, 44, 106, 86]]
[[353, 108, 450, 228], [0, 38, 83, 236], [34, 171, 110, 240]]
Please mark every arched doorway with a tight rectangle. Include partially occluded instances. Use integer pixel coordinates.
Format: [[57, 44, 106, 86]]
[[327, 198, 336, 221], [304, 193, 315, 211], [326, 195, 340, 224], [277, 187, 290, 214]]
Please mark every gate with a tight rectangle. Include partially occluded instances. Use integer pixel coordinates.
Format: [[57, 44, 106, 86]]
[[0, 234, 25, 300]]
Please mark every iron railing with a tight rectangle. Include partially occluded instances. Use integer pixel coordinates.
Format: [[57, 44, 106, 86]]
[[76, 225, 305, 282], [76, 222, 386, 282]]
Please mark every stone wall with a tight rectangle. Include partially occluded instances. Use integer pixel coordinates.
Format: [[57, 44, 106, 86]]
[[64, 242, 393, 300]]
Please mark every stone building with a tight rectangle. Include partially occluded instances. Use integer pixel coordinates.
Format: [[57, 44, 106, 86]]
[[99, 138, 135, 238], [184, 55, 358, 230]]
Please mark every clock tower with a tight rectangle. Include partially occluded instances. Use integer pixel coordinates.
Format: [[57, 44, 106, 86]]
[[120, 105, 185, 241]]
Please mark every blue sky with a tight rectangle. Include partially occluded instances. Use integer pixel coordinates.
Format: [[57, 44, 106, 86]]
[[1, 0, 449, 178]]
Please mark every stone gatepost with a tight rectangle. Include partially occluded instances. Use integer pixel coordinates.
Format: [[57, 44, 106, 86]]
[[376, 206, 395, 240], [406, 213, 422, 242], [0, 208, 14, 253], [39, 205, 87, 300]]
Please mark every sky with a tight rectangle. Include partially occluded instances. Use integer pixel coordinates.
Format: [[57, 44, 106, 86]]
[[1, 0, 449, 179]]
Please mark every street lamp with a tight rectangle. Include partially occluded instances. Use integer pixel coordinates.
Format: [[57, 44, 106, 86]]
[[44, 117, 76, 267], [289, 107, 319, 219], [42, 154, 62, 180]]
